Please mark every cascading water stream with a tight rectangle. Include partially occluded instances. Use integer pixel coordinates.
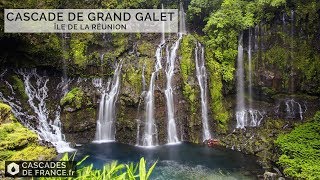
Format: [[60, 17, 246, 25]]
[[94, 62, 122, 143], [135, 64, 146, 145], [19, 69, 73, 153], [164, 3, 186, 144], [179, 2, 186, 34], [61, 33, 70, 96], [195, 43, 211, 141], [139, 4, 169, 147], [0, 70, 33, 129], [290, 10, 295, 93], [141, 34, 165, 147], [248, 28, 253, 109], [254, 25, 259, 51], [285, 99, 304, 120], [165, 33, 183, 144], [236, 32, 265, 129], [236, 33, 246, 129]]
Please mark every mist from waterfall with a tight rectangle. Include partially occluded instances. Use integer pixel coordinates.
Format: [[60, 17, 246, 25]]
[[94, 62, 122, 142], [195, 43, 211, 141]]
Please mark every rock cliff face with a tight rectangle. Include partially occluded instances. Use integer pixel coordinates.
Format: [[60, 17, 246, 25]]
[[1, 17, 320, 174], [1, 31, 320, 147]]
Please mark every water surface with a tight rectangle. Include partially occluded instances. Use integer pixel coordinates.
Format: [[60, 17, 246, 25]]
[[74, 142, 263, 179]]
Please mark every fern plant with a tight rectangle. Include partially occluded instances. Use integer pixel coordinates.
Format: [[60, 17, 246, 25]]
[[37, 154, 157, 180]]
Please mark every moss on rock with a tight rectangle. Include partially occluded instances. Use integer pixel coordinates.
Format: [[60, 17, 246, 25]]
[[0, 103, 14, 124], [180, 35, 196, 82], [11, 75, 28, 100], [138, 41, 154, 57], [0, 103, 56, 170], [70, 39, 87, 67], [10, 145, 56, 161], [179, 34, 202, 142], [60, 87, 85, 110], [206, 51, 229, 133]]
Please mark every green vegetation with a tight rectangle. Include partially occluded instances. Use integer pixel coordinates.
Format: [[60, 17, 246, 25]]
[[123, 64, 143, 95], [180, 35, 196, 83], [275, 112, 320, 179], [69, 34, 94, 67], [180, 34, 200, 139], [41, 154, 157, 180], [0, 102, 14, 124], [60, 88, 85, 109], [11, 75, 28, 100], [206, 52, 229, 133], [70, 39, 87, 67], [0, 103, 56, 170], [138, 41, 154, 57], [186, 0, 320, 132], [187, 0, 223, 31], [104, 34, 129, 61]]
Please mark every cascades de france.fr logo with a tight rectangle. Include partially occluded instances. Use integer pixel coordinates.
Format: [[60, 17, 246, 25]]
[[6, 162, 20, 176]]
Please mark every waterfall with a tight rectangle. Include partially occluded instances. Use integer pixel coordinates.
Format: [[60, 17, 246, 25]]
[[254, 25, 259, 51], [94, 62, 122, 143], [100, 53, 105, 65], [162, 0, 186, 145], [290, 10, 295, 93], [236, 33, 246, 129], [236, 32, 265, 129], [142, 63, 147, 91], [0, 76, 33, 130], [135, 64, 146, 146], [136, 119, 141, 145], [142, 72, 159, 146], [195, 43, 211, 141], [165, 33, 183, 144], [274, 99, 306, 120], [141, 11, 166, 147], [285, 99, 304, 120], [17, 69, 73, 153], [61, 33, 69, 95], [282, 12, 286, 31], [248, 29, 253, 109], [179, 2, 186, 34]]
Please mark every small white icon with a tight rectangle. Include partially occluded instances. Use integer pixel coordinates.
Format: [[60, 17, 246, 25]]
[[7, 162, 19, 176]]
